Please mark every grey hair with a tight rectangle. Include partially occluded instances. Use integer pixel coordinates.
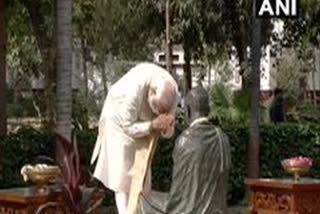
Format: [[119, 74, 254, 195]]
[[150, 76, 177, 112]]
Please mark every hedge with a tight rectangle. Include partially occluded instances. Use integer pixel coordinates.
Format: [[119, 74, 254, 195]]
[[1, 123, 320, 205]]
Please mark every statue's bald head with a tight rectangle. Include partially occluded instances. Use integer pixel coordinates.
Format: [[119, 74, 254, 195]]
[[186, 84, 209, 121]]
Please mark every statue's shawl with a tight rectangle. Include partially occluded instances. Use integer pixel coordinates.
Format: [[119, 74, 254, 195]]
[[138, 121, 232, 214]]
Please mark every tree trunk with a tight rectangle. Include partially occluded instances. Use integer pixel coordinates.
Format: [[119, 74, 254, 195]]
[[81, 36, 88, 96], [101, 55, 108, 97], [165, 0, 173, 73], [183, 47, 192, 94], [312, 69, 317, 105], [56, 0, 73, 158], [314, 47, 320, 105], [248, 0, 261, 179], [208, 64, 212, 89], [0, 0, 7, 136], [237, 20, 250, 89], [165, 0, 179, 83]]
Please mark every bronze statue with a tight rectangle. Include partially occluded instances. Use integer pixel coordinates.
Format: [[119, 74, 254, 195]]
[[138, 84, 232, 214]]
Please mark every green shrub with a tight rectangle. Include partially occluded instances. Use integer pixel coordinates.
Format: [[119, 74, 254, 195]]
[[0, 128, 55, 188], [0, 128, 97, 188], [1, 123, 320, 205], [73, 128, 97, 166], [287, 102, 320, 123]]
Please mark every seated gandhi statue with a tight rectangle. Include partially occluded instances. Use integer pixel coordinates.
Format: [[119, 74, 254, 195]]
[[137, 84, 232, 214]]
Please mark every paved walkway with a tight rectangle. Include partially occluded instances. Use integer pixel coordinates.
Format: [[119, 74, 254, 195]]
[[103, 206, 249, 214], [102, 191, 250, 214]]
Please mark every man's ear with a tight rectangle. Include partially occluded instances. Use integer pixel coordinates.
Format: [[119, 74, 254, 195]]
[[150, 87, 156, 96], [147, 87, 154, 99]]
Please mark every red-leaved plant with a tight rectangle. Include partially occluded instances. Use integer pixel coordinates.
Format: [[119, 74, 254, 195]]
[[36, 133, 103, 214], [57, 132, 87, 214]]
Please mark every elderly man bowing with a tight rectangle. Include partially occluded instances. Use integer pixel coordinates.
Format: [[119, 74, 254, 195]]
[[91, 62, 178, 214]]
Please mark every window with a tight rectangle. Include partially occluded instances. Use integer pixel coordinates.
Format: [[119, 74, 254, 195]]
[[158, 54, 179, 62], [159, 54, 165, 62]]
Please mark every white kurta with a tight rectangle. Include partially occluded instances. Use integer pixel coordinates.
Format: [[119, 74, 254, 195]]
[[91, 62, 177, 193]]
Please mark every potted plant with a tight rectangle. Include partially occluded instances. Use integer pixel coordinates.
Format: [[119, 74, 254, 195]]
[[36, 133, 104, 214]]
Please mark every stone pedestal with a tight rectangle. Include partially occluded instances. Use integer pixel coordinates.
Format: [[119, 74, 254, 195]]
[[0, 186, 103, 214], [246, 178, 320, 214]]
